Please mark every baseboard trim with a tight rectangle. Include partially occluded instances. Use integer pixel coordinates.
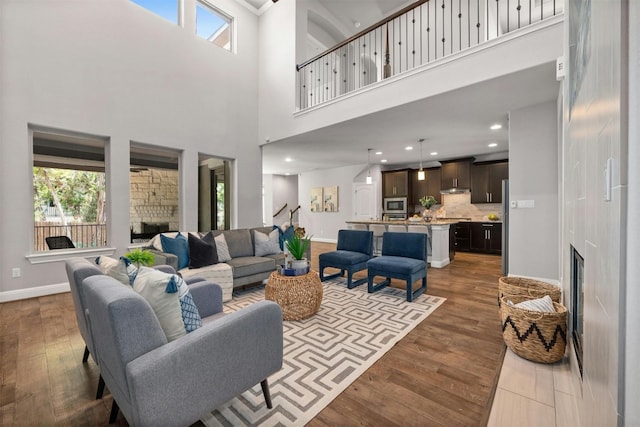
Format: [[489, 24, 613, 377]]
[[430, 258, 451, 268], [0, 282, 70, 303], [311, 237, 337, 244]]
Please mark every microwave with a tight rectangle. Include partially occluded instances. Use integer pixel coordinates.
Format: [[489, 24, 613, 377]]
[[383, 197, 407, 214]]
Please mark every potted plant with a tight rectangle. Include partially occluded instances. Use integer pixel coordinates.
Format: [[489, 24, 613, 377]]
[[285, 232, 311, 270], [419, 195, 438, 209], [419, 195, 438, 221], [124, 248, 155, 268]]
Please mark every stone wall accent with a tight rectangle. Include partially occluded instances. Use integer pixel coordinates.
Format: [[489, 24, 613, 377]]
[[130, 169, 179, 233]]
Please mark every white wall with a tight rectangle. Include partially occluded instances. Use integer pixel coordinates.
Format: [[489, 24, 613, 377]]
[[508, 101, 559, 281], [298, 164, 365, 241], [0, 0, 260, 297], [270, 174, 299, 227], [562, 0, 628, 424], [625, 0, 640, 424]]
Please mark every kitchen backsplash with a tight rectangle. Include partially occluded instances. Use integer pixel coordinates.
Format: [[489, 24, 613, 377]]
[[412, 193, 502, 222]]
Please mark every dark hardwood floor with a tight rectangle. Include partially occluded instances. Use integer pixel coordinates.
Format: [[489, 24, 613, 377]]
[[0, 244, 505, 426]]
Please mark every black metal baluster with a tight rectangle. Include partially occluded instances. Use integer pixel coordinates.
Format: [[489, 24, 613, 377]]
[[343, 49, 347, 94], [441, 0, 445, 58], [496, 0, 499, 38], [427, 2, 431, 61], [529, 0, 532, 25], [450, 0, 453, 54], [517, 0, 521, 29], [459, 0, 462, 51], [412, 9, 415, 69], [420, 4, 423, 65], [309, 66, 313, 106], [507, 0, 510, 33]]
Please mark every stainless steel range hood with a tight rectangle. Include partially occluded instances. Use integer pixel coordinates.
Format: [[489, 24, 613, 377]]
[[440, 187, 470, 194]]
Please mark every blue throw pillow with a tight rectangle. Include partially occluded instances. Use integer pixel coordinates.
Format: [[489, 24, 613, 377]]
[[274, 225, 295, 251], [160, 232, 190, 270]]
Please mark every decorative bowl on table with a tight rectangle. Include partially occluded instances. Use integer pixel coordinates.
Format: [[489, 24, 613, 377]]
[[408, 217, 423, 222]]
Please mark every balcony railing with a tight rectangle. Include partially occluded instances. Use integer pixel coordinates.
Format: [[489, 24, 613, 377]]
[[34, 222, 107, 251], [296, 0, 563, 110]]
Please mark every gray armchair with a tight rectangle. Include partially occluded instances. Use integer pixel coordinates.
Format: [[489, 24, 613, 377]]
[[82, 274, 284, 426], [64, 257, 106, 398]]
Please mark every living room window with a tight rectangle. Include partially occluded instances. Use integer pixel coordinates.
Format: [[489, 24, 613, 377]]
[[130, 143, 181, 242], [196, 0, 233, 52], [130, 0, 179, 25], [32, 128, 108, 251]]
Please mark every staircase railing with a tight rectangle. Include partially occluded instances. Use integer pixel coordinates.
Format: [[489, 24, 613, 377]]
[[296, 0, 563, 111]]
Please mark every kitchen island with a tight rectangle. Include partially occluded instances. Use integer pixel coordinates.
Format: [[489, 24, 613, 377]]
[[345, 219, 460, 268]]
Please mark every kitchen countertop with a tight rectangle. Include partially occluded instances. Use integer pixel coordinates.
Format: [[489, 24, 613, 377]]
[[346, 219, 461, 226], [346, 218, 503, 225]]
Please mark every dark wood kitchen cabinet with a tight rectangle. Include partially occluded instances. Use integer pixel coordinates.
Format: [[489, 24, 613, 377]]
[[382, 169, 410, 197], [411, 167, 441, 208], [441, 159, 471, 191], [471, 161, 508, 204], [469, 222, 502, 254], [453, 221, 471, 252]]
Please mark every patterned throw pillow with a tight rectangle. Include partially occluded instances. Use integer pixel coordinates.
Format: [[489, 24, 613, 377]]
[[511, 295, 556, 313], [254, 229, 281, 256], [160, 232, 190, 270], [133, 267, 186, 342], [173, 275, 203, 333], [214, 233, 232, 262], [188, 232, 218, 268], [95, 256, 137, 286]]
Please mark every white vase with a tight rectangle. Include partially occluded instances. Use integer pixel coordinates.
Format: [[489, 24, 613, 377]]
[[290, 259, 308, 270]]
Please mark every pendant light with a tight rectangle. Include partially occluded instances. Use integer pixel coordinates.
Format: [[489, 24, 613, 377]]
[[366, 148, 372, 184], [417, 138, 425, 181]]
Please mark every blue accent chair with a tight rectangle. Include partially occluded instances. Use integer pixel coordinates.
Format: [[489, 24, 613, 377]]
[[367, 232, 427, 302], [319, 229, 374, 288]]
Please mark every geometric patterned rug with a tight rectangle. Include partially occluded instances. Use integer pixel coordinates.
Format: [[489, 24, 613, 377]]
[[200, 278, 445, 427]]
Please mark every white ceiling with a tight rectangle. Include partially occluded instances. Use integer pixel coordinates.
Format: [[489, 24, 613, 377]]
[[248, 0, 560, 175]]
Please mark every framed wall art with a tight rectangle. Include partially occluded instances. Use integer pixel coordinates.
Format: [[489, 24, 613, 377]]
[[323, 186, 338, 212]]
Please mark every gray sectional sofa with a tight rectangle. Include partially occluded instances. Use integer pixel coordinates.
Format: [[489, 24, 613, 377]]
[[146, 226, 286, 301]]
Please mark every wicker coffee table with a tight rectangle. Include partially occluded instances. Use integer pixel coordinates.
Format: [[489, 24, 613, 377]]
[[265, 270, 323, 320]]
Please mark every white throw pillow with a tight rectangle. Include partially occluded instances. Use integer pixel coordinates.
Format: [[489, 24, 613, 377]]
[[215, 233, 232, 262], [132, 267, 186, 342], [512, 295, 556, 313], [96, 256, 137, 286], [254, 229, 281, 256]]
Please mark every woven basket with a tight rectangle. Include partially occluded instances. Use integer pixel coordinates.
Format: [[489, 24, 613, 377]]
[[265, 270, 323, 321], [498, 276, 561, 307], [500, 295, 567, 363]]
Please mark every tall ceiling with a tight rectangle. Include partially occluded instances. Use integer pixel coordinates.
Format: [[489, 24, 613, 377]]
[[249, 0, 560, 175]]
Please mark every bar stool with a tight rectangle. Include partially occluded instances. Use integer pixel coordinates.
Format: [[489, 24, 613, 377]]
[[407, 225, 431, 262], [388, 224, 406, 233], [350, 223, 367, 231], [369, 224, 386, 256]]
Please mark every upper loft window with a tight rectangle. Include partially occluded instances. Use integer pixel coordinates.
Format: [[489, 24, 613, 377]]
[[196, 1, 233, 52], [131, 0, 179, 25]]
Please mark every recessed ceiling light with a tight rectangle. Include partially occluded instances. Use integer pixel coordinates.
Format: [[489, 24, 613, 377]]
[[405, 146, 413, 150], [381, 159, 387, 163], [430, 152, 438, 156], [488, 142, 498, 147], [284, 157, 292, 162], [285, 172, 290, 175], [375, 151, 382, 155], [490, 124, 502, 130]]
